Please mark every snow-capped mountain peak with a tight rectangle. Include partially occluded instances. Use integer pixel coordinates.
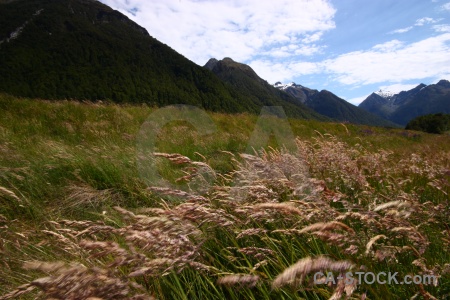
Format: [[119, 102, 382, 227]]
[[273, 81, 298, 90], [374, 89, 394, 98]]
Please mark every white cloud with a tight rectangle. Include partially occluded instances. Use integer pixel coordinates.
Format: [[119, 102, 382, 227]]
[[415, 17, 438, 26], [98, 0, 450, 101], [295, 45, 325, 56], [99, 0, 336, 65], [442, 2, 450, 11], [184, 22, 450, 91], [321, 33, 450, 85], [433, 24, 450, 32], [390, 17, 439, 34], [389, 26, 413, 34], [372, 40, 404, 52], [302, 32, 323, 43], [260, 44, 324, 58], [249, 60, 321, 83]]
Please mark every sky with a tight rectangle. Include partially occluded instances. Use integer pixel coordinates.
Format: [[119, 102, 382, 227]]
[[99, 0, 450, 105]]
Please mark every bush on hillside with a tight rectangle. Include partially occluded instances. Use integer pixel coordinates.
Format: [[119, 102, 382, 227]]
[[405, 113, 450, 134]]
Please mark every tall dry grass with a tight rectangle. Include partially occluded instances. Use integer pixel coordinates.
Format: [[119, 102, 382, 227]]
[[2, 132, 449, 299]]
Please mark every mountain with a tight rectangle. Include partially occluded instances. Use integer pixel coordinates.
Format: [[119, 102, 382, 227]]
[[0, 0, 240, 111], [359, 80, 450, 125], [358, 84, 426, 122], [204, 57, 329, 120], [0, 0, 323, 120], [273, 82, 399, 127]]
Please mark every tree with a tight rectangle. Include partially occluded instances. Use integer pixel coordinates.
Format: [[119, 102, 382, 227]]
[[405, 113, 450, 134]]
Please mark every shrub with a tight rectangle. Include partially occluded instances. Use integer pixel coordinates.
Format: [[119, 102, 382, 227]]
[[405, 113, 450, 134]]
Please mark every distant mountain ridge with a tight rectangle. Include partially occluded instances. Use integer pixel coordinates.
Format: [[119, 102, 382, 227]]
[[204, 57, 330, 120], [359, 80, 450, 125], [272, 82, 399, 127], [2, 0, 445, 127], [0, 0, 324, 120]]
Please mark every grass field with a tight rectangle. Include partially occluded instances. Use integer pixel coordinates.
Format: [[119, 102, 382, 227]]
[[0, 93, 449, 299]]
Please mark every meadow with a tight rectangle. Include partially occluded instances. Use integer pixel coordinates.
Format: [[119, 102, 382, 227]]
[[0, 93, 449, 299]]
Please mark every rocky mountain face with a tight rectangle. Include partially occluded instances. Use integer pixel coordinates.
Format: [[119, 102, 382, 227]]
[[273, 82, 399, 127], [274, 82, 318, 104], [359, 80, 450, 125], [204, 58, 330, 120]]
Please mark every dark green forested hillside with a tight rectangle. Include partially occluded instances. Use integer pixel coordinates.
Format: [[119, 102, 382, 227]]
[[0, 0, 238, 110], [0, 0, 324, 119]]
